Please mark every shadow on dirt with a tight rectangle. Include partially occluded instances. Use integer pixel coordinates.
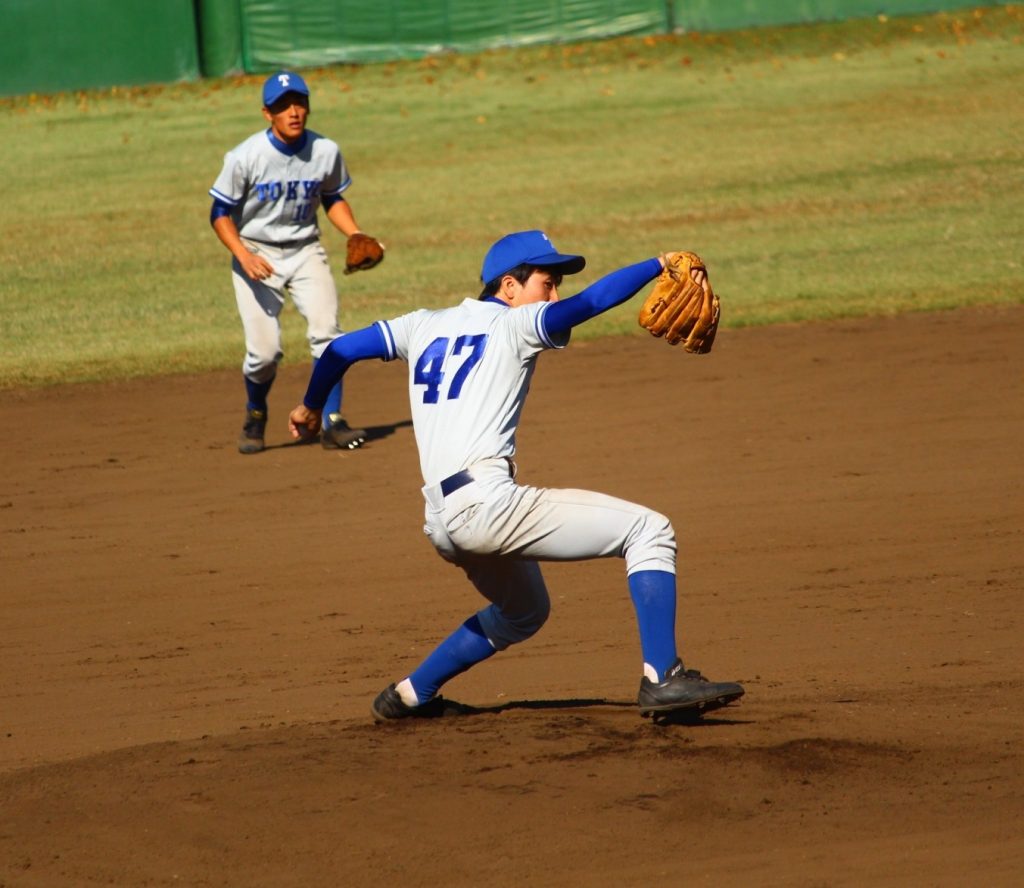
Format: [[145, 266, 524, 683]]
[[374, 696, 748, 727], [262, 418, 413, 451]]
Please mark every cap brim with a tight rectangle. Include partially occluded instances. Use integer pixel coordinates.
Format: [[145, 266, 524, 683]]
[[526, 252, 586, 275]]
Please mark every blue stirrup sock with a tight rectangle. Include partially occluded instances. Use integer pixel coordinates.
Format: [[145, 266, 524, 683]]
[[313, 358, 343, 428], [628, 570, 679, 682], [401, 615, 497, 705], [244, 375, 274, 413]]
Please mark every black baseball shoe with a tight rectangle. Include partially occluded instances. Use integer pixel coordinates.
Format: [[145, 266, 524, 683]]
[[237, 408, 267, 454], [637, 659, 744, 718], [371, 683, 469, 722], [321, 415, 367, 450]]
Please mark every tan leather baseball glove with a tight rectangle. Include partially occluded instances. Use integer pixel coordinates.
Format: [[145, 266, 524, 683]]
[[638, 250, 720, 353], [344, 232, 385, 274]]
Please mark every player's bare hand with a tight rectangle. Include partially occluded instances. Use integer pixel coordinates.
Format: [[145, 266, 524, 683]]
[[239, 252, 275, 282], [658, 253, 705, 287], [289, 404, 322, 440]]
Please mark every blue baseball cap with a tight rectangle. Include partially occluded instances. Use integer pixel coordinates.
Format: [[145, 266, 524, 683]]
[[262, 71, 310, 107], [481, 230, 586, 284]]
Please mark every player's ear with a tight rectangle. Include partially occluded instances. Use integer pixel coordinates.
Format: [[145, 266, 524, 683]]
[[499, 274, 518, 302], [261, 106, 273, 124]]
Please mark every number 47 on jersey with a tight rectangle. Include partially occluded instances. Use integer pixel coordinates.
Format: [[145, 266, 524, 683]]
[[413, 334, 488, 404]]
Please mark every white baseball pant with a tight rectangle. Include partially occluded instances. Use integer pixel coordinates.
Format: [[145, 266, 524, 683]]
[[422, 458, 676, 650], [232, 238, 341, 383]]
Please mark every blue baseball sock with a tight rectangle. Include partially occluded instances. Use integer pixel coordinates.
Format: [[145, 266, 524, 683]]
[[407, 615, 496, 703], [627, 570, 678, 681], [322, 382, 342, 426], [313, 359, 342, 428], [244, 375, 274, 413]]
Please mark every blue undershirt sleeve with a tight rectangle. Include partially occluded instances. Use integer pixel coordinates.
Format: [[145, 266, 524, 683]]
[[544, 258, 662, 336], [209, 199, 233, 224], [304, 325, 388, 410], [321, 193, 343, 211]]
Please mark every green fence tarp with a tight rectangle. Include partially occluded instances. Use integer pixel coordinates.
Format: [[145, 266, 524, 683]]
[[0, 0, 199, 97], [1, 1, 1011, 96], [198, 0, 245, 78], [238, 0, 668, 71], [672, 0, 983, 31]]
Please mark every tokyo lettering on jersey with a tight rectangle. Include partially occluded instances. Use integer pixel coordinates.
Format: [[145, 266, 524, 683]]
[[209, 129, 350, 244]]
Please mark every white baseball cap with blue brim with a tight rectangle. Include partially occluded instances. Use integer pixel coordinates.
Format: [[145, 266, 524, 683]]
[[263, 71, 310, 107], [481, 230, 586, 284]]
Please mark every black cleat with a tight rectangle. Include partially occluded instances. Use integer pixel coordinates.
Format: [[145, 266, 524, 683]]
[[321, 416, 367, 450], [238, 408, 267, 454], [371, 683, 468, 722], [637, 659, 744, 718]]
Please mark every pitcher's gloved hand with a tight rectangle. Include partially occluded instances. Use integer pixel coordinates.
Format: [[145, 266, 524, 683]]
[[638, 250, 720, 353]]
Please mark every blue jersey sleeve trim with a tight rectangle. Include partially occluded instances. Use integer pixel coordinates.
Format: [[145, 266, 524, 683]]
[[322, 173, 352, 196], [208, 187, 239, 206], [543, 258, 661, 337], [534, 305, 549, 347], [304, 325, 389, 409], [537, 303, 570, 349], [376, 320, 398, 360]]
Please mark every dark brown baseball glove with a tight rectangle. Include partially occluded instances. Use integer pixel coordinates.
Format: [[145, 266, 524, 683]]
[[637, 250, 720, 353], [344, 232, 385, 275]]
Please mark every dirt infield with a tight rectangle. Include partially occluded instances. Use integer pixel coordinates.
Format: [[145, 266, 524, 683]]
[[2, 306, 1022, 887]]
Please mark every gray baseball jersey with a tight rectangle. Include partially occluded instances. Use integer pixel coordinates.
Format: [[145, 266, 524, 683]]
[[209, 129, 350, 244]]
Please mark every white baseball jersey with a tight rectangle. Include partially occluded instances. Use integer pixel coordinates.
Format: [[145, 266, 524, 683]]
[[377, 298, 568, 486], [209, 129, 350, 244]]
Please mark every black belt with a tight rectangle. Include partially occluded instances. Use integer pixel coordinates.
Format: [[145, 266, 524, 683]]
[[248, 236, 317, 249], [439, 459, 515, 497]]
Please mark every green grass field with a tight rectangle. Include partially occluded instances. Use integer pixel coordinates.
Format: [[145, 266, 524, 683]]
[[1, 6, 1021, 389]]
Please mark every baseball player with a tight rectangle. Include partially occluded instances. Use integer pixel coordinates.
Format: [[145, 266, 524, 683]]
[[209, 70, 382, 454], [289, 230, 744, 720]]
